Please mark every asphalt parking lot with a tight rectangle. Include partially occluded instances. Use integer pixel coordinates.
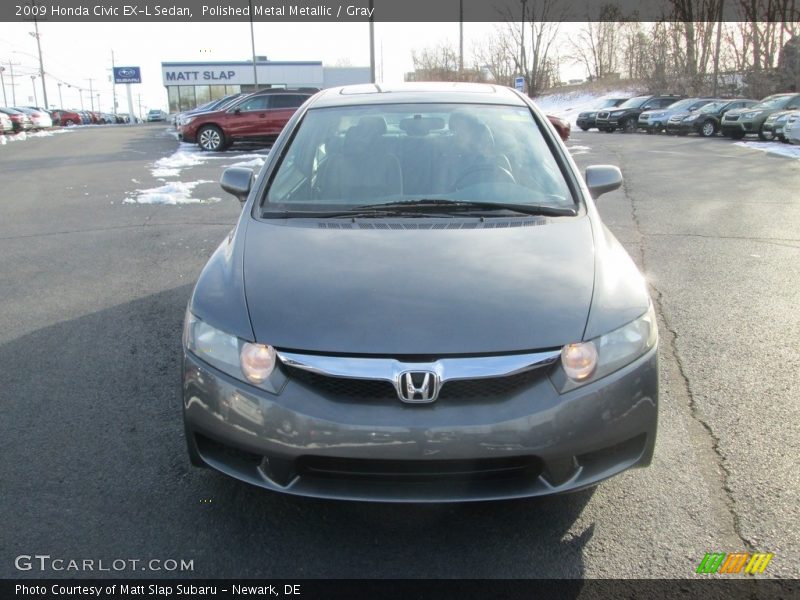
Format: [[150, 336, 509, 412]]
[[1, 123, 798, 580]]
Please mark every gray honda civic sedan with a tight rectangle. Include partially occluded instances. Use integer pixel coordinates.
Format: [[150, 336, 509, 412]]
[[182, 82, 659, 502]]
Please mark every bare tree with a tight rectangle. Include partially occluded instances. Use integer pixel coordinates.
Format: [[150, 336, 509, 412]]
[[473, 29, 519, 87], [568, 4, 624, 81], [496, 0, 569, 95]]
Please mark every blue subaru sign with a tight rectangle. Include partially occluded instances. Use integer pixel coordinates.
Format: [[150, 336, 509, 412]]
[[514, 76, 525, 92], [113, 66, 141, 84]]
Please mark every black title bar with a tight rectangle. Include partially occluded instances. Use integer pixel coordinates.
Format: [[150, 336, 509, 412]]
[[3, 578, 799, 600], [3, 0, 799, 22]]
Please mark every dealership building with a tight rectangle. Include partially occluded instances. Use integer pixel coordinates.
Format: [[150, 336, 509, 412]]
[[161, 59, 371, 112]]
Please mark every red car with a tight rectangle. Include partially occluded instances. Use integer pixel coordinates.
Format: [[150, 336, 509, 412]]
[[51, 109, 83, 126], [547, 114, 571, 141], [179, 88, 315, 151]]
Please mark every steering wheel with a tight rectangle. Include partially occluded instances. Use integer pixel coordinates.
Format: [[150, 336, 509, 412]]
[[454, 164, 516, 190]]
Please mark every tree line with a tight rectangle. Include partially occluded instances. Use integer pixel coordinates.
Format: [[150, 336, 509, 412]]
[[408, 0, 800, 99]]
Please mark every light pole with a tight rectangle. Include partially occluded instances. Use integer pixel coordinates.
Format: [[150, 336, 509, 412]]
[[29, 7, 48, 110], [57, 82, 63, 108], [0, 66, 6, 107], [520, 0, 527, 86], [248, 0, 258, 89], [30, 75, 38, 105], [369, 0, 375, 83]]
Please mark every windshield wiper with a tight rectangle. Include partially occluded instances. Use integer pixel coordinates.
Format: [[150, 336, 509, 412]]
[[261, 209, 448, 219], [355, 198, 577, 217]]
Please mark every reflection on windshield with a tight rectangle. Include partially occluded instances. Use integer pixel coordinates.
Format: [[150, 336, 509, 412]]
[[618, 96, 648, 109], [263, 103, 573, 215]]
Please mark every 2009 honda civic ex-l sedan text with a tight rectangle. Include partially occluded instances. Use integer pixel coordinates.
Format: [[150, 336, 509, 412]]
[[182, 83, 659, 502]]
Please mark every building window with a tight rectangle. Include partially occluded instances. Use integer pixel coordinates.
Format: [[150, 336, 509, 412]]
[[195, 85, 211, 107], [179, 86, 196, 111], [209, 85, 227, 101], [167, 87, 179, 114]]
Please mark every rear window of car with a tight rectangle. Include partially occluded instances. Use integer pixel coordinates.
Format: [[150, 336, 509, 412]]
[[262, 103, 574, 213], [270, 94, 309, 109]]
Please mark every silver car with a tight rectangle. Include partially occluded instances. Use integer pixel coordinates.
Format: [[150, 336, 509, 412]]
[[182, 83, 659, 502]]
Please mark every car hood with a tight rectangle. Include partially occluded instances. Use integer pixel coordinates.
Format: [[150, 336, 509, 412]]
[[242, 216, 596, 355]]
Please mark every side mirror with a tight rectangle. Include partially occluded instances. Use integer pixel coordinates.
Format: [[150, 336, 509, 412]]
[[220, 167, 253, 203], [585, 165, 623, 200]]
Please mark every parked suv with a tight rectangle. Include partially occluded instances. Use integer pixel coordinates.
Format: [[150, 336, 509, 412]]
[[596, 95, 682, 133], [638, 97, 716, 133], [665, 99, 758, 137], [720, 93, 800, 140], [179, 88, 317, 151], [576, 97, 629, 131]]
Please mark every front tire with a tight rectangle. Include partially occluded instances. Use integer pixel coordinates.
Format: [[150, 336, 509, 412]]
[[700, 120, 716, 137], [198, 125, 226, 151], [730, 130, 745, 140], [758, 127, 773, 141], [579, 126, 590, 132], [621, 118, 636, 133]]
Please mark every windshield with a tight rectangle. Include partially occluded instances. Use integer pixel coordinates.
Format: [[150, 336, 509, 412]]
[[598, 98, 623, 109], [263, 103, 574, 215], [754, 95, 794, 110], [660, 98, 695, 111], [617, 96, 649, 109], [698, 101, 725, 113]]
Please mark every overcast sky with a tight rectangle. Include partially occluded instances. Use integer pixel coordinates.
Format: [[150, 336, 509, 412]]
[[1, 21, 584, 113]]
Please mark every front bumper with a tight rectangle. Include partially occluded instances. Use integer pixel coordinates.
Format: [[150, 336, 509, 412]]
[[638, 119, 663, 132], [178, 127, 197, 143], [576, 117, 595, 129], [182, 346, 659, 502]]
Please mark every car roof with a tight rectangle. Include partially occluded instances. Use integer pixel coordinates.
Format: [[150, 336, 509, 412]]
[[309, 82, 528, 108]]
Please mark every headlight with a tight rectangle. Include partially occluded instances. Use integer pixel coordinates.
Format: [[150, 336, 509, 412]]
[[611, 110, 625, 116], [553, 303, 658, 391], [182, 116, 195, 125], [741, 111, 760, 119], [650, 112, 664, 119], [683, 114, 698, 121], [184, 312, 281, 390]]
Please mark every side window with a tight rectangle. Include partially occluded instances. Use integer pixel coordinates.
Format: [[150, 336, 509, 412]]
[[659, 99, 675, 108], [270, 95, 307, 109], [236, 96, 269, 112]]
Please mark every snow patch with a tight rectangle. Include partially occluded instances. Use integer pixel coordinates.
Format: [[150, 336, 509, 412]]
[[124, 180, 218, 205], [533, 88, 640, 126], [735, 141, 800, 160], [0, 128, 74, 146], [231, 157, 266, 169], [148, 143, 269, 178], [567, 144, 592, 155]]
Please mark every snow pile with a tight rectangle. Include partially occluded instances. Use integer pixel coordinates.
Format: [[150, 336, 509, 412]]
[[533, 88, 639, 126], [149, 144, 269, 178], [0, 128, 74, 146], [231, 157, 266, 169], [735, 141, 800, 160], [124, 180, 219, 205], [566, 144, 591, 156], [151, 149, 204, 177]]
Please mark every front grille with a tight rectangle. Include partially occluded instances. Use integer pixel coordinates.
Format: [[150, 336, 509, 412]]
[[597, 111, 610, 119], [639, 114, 649, 120], [286, 366, 547, 403], [296, 455, 542, 483]]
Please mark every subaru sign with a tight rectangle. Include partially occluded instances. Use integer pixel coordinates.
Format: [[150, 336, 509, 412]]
[[514, 76, 525, 92], [114, 66, 141, 84]]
